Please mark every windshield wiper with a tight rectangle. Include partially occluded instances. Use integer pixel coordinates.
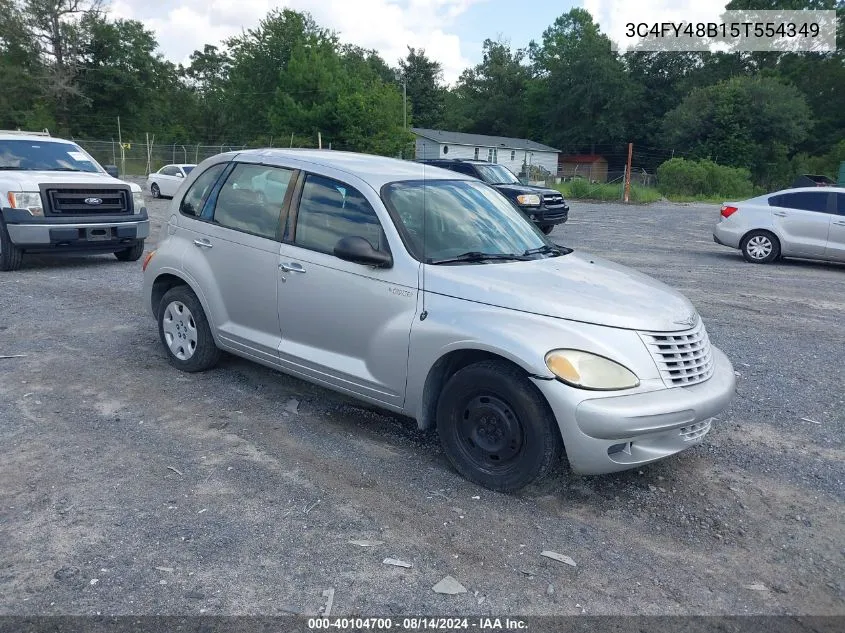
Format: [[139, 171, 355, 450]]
[[47, 167, 85, 172], [428, 251, 531, 265], [523, 244, 571, 257]]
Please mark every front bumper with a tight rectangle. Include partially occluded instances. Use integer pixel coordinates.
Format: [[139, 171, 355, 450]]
[[2, 207, 149, 249], [524, 205, 569, 226], [532, 346, 735, 475]]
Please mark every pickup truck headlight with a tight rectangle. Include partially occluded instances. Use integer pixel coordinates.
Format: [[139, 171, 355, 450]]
[[7, 192, 44, 216], [516, 194, 541, 206], [545, 349, 640, 390], [132, 191, 145, 214]]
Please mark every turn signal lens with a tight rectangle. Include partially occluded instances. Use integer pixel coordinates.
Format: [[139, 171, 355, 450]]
[[545, 350, 640, 391]]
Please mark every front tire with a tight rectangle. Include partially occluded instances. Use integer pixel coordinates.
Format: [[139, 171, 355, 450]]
[[150, 183, 161, 198], [115, 240, 145, 262], [157, 286, 220, 372], [436, 360, 563, 492], [0, 221, 23, 271], [741, 230, 780, 264]]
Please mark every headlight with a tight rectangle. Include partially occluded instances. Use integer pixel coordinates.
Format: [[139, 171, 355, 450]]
[[516, 194, 541, 206], [7, 192, 44, 216], [132, 191, 145, 214], [545, 349, 639, 390]]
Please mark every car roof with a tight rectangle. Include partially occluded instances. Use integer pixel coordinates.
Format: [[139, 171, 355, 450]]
[[235, 149, 475, 189], [0, 133, 76, 143], [768, 186, 844, 194]]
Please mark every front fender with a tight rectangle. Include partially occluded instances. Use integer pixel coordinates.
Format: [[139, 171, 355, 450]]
[[404, 292, 661, 425]]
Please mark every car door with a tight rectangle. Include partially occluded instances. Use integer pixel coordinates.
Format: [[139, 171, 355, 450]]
[[824, 192, 845, 261], [769, 191, 833, 257], [180, 161, 295, 365], [158, 166, 180, 197], [276, 172, 417, 407]]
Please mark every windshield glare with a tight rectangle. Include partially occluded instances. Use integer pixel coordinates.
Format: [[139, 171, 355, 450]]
[[383, 179, 548, 262], [475, 164, 520, 185], [0, 139, 101, 173]]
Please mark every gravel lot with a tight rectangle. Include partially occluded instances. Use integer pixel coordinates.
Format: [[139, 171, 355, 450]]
[[1, 182, 843, 617]]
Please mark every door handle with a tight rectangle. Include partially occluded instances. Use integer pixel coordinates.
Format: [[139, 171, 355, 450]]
[[193, 238, 213, 248], [773, 211, 787, 217], [834, 221, 845, 226], [279, 262, 306, 273]]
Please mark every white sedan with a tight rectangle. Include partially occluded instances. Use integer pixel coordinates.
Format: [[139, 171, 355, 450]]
[[146, 164, 196, 199]]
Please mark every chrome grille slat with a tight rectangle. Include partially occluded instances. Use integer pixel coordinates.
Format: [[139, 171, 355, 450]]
[[638, 318, 715, 388]]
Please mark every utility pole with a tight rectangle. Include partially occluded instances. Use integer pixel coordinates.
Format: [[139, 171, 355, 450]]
[[623, 142, 633, 203], [117, 117, 125, 176], [403, 81, 407, 130], [318, 131, 322, 149]]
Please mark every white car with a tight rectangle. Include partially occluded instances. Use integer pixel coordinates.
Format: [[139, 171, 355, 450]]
[[146, 164, 196, 199], [713, 186, 845, 264]]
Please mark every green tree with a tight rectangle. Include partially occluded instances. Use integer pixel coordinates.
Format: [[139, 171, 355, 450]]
[[528, 8, 635, 152], [447, 39, 531, 137], [398, 46, 445, 128], [661, 75, 811, 187], [0, 0, 46, 129]]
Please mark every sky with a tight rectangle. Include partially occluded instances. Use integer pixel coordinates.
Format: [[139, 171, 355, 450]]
[[108, 0, 731, 85]]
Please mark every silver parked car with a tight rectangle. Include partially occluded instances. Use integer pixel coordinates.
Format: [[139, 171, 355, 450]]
[[142, 150, 735, 491], [713, 186, 845, 264]]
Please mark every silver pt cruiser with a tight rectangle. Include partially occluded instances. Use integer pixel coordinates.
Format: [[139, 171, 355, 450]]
[[142, 150, 735, 491]]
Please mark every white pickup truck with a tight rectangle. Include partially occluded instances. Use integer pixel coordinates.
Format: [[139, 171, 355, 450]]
[[0, 130, 149, 271]]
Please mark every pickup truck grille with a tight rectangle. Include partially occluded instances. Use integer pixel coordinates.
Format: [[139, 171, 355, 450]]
[[638, 318, 715, 388], [542, 193, 567, 208], [44, 187, 131, 216]]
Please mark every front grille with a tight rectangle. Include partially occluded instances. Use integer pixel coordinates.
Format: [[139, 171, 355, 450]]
[[542, 193, 566, 208], [45, 188, 131, 215], [679, 420, 711, 442], [638, 318, 715, 387]]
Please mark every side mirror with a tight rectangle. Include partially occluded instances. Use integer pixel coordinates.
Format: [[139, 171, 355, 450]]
[[104, 165, 119, 178], [333, 236, 392, 268], [177, 172, 184, 178]]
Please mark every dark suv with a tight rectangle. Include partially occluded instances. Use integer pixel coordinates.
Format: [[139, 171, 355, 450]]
[[417, 159, 568, 234]]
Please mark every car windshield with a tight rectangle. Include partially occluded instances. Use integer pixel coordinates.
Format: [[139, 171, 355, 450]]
[[473, 164, 521, 185], [382, 179, 552, 263], [0, 139, 101, 173], [183, 165, 195, 174]]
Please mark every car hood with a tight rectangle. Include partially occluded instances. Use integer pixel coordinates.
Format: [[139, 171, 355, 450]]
[[424, 252, 697, 332], [2, 170, 140, 192], [493, 183, 561, 198]]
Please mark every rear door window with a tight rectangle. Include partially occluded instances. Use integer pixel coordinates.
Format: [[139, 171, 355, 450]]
[[770, 192, 832, 213], [211, 163, 294, 240], [837, 193, 845, 215]]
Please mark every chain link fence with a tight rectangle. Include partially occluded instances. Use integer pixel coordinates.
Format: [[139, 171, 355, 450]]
[[75, 140, 251, 176]]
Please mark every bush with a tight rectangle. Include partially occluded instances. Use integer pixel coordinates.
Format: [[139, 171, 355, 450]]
[[555, 181, 661, 203], [657, 157, 754, 199]]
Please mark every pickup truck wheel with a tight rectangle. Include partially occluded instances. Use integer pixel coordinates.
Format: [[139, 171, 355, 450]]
[[115, 240, 145, 262], [0, 221, 23, 271], [158, 286, 220, 372], [150, 183, 161, 198], [436, 360, 562, 492], [540, 225, 554, 235]]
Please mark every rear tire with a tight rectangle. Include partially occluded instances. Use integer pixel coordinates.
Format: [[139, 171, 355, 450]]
[[115, 240, 145, 262], [151, 183, 161, 198], [436, 360, 563, 492], [741, 230, 780, 264], [0, 221, 23, 271], [540, 225, 554, 235], [157, 286, 220, 372]]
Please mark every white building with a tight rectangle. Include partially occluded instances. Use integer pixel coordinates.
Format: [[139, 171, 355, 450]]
[[411, 128, 560, 177]]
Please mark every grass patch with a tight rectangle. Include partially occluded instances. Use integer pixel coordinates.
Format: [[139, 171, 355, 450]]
[[554, 181, 662, 204]]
